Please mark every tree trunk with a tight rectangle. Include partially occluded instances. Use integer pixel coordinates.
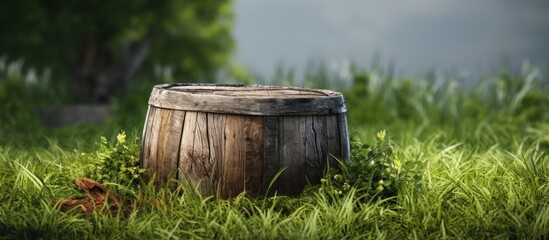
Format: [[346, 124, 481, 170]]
[[70, 34, 149, 103]]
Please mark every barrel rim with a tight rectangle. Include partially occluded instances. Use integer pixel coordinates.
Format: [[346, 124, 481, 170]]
[[156, 83, 342, 96], [148, 83, 347, 115]]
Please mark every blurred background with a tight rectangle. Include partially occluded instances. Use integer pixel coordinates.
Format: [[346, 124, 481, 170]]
[[235, 0, 549, 82], [1, 0, 548, 148]]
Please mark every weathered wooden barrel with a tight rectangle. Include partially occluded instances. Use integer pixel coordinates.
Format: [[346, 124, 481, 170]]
[[140, 83, 349, 198]]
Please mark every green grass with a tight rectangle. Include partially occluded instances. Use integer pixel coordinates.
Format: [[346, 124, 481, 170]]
[[1, 60, 549, 239], [1, 123, 548, 239]]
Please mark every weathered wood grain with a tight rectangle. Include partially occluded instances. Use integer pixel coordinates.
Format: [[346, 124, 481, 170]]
[[148, 84, 346, 116], [262, 116, 280, 195], [141, 84, 350, 198], [139, 106, 151, 165], [179, 111, 211, 193], [154, 109, 170, 179], [158, 109, 185, 182], [221, 115, 245, 198], [243, 116, 263, 197], [142, 106, 160, 178], [305, 115, 328, 183], [338, 113, 350, 162], [206, 113, 226, 196], [280, 116, 306, 195], [326, 115, 342, 169]]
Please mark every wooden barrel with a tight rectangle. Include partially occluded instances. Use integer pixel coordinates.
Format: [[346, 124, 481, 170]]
[[140, 83, 349, 198]]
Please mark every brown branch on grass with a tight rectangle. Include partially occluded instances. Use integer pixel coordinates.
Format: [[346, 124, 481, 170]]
[[56, 178, 124, 215], [56, 178, 168, 216]]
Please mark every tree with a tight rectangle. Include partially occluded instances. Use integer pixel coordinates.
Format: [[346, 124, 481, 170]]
[[0, 0, 233, 103]]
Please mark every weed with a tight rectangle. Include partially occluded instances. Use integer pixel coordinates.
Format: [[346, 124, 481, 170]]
[[320, 130, 424, 200], [83, 131, 145, 189]]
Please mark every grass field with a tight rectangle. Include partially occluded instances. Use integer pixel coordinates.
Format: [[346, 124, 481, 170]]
[[1, 61, 548, 239]]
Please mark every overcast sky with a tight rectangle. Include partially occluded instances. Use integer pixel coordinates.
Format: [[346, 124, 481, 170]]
[[234, 0, 549, 80]]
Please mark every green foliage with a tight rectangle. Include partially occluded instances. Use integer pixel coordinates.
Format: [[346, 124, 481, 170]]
[[83, 131, 145, 187], [270, 59, 548, 133], [0, 58, 57, 146], [0, 58, 53, 118], [0, 0, 234, 102], [320, 130, 423, 200]]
